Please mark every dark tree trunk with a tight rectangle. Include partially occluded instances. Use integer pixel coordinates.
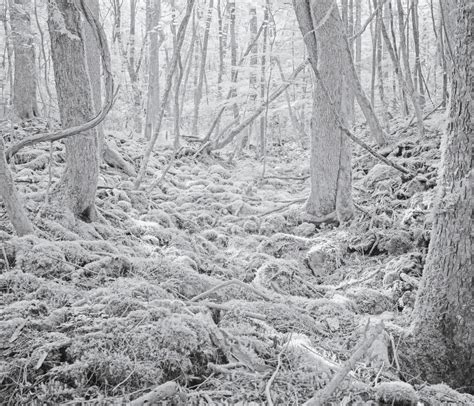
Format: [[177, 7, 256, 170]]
[[48, 0, 99, 222], [9, 0, 38, 120], [407, 1, 473, 390]]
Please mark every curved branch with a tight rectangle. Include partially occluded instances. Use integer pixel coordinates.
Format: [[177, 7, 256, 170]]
[[6, 0, 115, 161]]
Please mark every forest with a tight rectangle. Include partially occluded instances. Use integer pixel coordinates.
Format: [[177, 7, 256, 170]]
[[0, 0, 472, 404]]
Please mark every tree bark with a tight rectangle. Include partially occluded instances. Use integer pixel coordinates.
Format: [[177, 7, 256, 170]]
[[293, 0, 354, 222], [228, 0, 239, 120], [0, 137, 34, 236], [259, 0, 269, 156], [9, 0, 38, 120], [83, 0, 103, 153], [408, 1, 473, 390], [48, 0, 99, 222], [192, 0, 213, 136], [144, 0, 161, 141]]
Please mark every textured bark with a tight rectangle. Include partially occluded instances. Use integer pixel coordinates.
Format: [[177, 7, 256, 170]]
[[293, 0, 354, 222], [376, 0, 389, 129], [259, 0, 269, 156], [228, 0, 239, 120], [83, 0, 103, 153], [48, 0, 99, 222], [354, 0, 362, 77], [411, 0, 425, 109], [192, 0, 213, 136], [9, 0, 38, 120], [144, 0, 161, 140], [409, 1, 473, 389], [128, 0, 142, 133], [0, 137, 34, 236]]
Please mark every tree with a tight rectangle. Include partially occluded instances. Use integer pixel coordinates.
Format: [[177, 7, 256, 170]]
[[294, 0, 354, 222], [192, 0, 213, 136], [9, 0, 38, 120], [47, 0, 99, 222], [83, 0, 103, 151], [0, 136, 33, 236], [144, 0, 161, 141], [134, 0, 196, 189], [406, 1, 473, 389]]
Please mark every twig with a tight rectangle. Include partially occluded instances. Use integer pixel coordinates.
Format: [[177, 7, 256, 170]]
[[257, 198, 307, 218], [1, 245, 10, 272], [265, 347, 285, 406], [348, 0, 389, 40], [389, 333, 401, 374], [190, 279, 271, 302], [197, 301, 267, 321], [129, 381, 178, 406], [303, 322, 385, 406], [334, 267, 381, 290], [6, 0, 116, 160], [263, 175, 310, 181]]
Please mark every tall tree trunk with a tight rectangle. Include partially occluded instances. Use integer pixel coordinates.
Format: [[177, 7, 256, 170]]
[[370, 0, 378, 106], [0, 137, 34, 236], [9, 0, 38, 120], [293, 0, 354, 223], [83, 0, 103, 153], [144, 0, 161, 140], [381, 13, 424, 136], [259, 0, 269, 157], [48, 0, 99, 222], [411, 0, 425, 109], [376, 0, 389, 130], [129, 0, 142, 133], [228, 0, 239, 120], [408, 1, 473, 389], [192, 0, 213, 136], [245, 4, 258, 146], [134, 0, 196, 189], [355, 0, 362, 77], [438, 1, 448, 107]]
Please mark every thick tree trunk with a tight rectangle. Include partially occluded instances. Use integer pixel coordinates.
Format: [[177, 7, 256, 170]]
[[293, 0, 354, 222], [48, 0, 99, 222], [9, 0, 38, 120], [0, 137, 34, 236], [408, 1, 473, 390]]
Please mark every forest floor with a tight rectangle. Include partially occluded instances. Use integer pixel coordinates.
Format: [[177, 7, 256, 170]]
[[1, 115, 473, 405]]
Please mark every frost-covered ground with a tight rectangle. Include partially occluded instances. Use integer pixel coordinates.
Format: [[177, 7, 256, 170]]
[[1, 116, 472, 405]]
